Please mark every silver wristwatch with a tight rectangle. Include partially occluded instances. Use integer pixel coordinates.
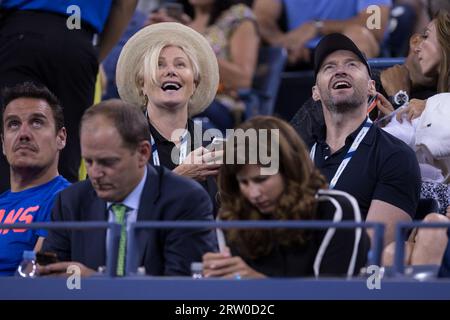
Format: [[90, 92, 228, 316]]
[[392, 90, 409, 107]]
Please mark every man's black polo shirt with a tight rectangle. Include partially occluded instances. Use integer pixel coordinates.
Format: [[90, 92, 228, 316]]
[[311, 118, 421, 219]]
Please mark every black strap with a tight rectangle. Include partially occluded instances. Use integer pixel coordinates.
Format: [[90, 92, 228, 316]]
[[152, 165, 165, 204]]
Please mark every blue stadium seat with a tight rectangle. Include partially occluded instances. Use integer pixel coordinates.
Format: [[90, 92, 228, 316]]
[[274, 70, 315, 121], [383, 4, 417, 57], [240, 46, 288, 118]]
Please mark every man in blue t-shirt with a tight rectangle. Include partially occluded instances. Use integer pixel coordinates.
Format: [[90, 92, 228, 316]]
[[254, 0, 392, 66], [0, 82, 70, 276], [0, 0, 138, 192]]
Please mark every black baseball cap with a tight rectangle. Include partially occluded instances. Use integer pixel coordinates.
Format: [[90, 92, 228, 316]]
[[314, 33, 371, 78]]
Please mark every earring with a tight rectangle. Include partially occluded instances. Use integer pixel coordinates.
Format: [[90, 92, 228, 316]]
[[144, 94, 149, 106]]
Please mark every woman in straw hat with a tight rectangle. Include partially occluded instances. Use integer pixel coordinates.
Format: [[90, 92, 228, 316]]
[[116, 22, 222, 212], [147, 0, 260, 132], [379, 11, 450, 268]]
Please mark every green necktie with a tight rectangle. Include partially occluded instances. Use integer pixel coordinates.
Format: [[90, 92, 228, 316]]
[[111, 204, 127, 276]]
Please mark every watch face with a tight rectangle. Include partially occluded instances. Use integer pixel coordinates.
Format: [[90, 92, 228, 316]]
[[394, 91, 409, 106]]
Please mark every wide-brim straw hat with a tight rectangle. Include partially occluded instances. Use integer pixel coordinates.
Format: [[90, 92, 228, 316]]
[[116, 22, 219, 117]]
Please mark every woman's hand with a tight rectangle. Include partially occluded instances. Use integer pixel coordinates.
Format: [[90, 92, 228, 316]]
[[173, 147, 223, 181], [396, 99, 426, 123], [202, 250, 266, 279], [375, 92, 395, 116]]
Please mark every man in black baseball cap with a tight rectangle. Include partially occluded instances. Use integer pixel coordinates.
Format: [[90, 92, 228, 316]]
[[312, 33, 374, 115], [314, 33, 372, 78], [309, 33, 421, 248]]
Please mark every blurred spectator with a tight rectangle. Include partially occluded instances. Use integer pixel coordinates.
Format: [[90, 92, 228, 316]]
[[384, 1, 418, 57], [394, 0, 450, 34], [102, 11, 147, 100], [380, 96, 450, 211], [379, 11, 449, 130], [102, 0, 161, 100], [202, 116, 369, 278], [379, 33, 436, 102], [385, 0, 450, 56], [0, 0, 138, 193], [427, 0, 450, 18], [253, 0, 391, 68], [0, 83, 70, 276], [137, 0, 161, 14], [375, 11, 450, 215]]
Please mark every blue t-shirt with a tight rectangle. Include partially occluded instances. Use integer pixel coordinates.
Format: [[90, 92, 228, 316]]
[[0, 176, 70, 276], [283, 0, 392, 48], [1, 0, 113, 32]]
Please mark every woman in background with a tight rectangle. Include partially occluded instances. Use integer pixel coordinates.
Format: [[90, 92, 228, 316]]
[[388, 10, 450, 121], [380, 11, 450, 267], [116, 22, 222, 213]]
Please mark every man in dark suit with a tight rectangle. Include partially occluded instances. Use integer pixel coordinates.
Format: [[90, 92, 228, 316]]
[[40, 99, 217, 276]]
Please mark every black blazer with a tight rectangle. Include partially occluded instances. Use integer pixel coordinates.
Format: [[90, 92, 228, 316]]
[[42, 165, 218, 275]]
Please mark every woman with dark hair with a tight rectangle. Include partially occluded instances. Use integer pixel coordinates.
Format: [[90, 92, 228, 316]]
[[202, 116, 369, 278], [391, 10, 450, 121], [148, 0, 260, 132]]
